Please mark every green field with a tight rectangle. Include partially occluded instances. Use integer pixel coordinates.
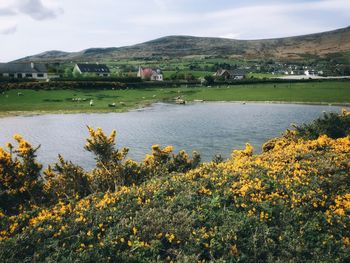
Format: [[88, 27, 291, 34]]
[[247, 72, 284, 79], [0, 81, 349, 115]]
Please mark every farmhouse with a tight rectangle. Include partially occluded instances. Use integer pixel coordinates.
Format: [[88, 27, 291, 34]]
[[214, 69, 245, 80], [0, 62, 48, 79], [73, 63, 111, 77], [304, 69, 318, 76], [137, 66, 163, 81]]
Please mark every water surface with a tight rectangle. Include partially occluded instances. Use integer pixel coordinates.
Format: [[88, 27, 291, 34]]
[[0, 103, 342, 169]]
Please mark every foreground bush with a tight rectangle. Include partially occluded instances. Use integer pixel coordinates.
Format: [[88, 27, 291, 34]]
[[0, 111, 350, 262], [294, 109, 350, 139]]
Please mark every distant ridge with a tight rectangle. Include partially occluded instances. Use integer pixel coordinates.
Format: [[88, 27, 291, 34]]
[[13, 26, 350, 62]]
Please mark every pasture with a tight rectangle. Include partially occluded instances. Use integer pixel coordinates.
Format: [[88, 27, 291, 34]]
[[0, 80, 349, 115]]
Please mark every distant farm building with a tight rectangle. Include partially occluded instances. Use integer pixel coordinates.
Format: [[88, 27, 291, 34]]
[[137, 66, 163, 81], [73, 63, 111, 77], [0, 62, 48, 79], [214, 69, 245, 80], [304, 69, 318, 76]]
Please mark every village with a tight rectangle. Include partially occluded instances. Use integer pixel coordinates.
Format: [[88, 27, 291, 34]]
[[0, 60, 347, 82]]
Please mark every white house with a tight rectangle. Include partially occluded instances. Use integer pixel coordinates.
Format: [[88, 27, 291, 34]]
[[73, 63, 111, 77], [0, 62, 48, 79], [137, 66, 163, 81], [304, 70, 318, 76]]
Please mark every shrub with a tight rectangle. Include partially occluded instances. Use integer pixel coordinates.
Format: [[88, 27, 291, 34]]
[[0, 112, 350, 262], [294, 109, 350, 139], [0, 135, 45, 214], [44, 155, 91, 202]]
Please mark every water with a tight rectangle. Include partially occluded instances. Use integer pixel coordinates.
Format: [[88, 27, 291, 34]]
[[0, 102, 343, 170]]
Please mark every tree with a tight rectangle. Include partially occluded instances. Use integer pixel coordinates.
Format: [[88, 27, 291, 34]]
[[204, 75, 214, 85]]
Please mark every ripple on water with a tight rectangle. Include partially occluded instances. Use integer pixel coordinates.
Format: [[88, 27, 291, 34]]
[[0, 102, 342, 170]]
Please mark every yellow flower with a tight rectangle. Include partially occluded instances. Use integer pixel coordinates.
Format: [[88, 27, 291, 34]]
[[230, 244, 238, 255]]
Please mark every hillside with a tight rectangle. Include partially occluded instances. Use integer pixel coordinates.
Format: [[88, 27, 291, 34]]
[[15, 26, 350, 62]]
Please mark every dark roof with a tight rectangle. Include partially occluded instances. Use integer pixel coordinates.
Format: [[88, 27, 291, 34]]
[[227, 69, 245, 76], [0, 63, 48, 74], [216, 69, 245, 76], [76, 63, 110, 73]]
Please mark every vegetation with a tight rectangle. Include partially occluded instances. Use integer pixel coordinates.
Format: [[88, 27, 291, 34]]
[[295, 109, 350, 139], [0, 81, 350, 115], [0, 110, 350, 262], [18, 26, 350, 62]]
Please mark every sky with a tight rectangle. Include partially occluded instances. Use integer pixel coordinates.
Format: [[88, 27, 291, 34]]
[[0, 0, 349, 62]]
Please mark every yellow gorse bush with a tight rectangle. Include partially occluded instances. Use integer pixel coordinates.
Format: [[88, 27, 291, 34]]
[[0, 110, 350, 262]]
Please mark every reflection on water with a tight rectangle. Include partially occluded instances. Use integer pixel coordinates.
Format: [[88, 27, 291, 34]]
[[0, 103, 342, 169]]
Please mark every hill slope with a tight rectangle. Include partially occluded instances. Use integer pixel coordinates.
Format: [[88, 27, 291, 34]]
[[15, 26, 350, 62]]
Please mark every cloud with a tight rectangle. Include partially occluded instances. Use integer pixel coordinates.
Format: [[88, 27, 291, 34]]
[[0, 22, 18, 35], [127, 0, 350, 39], [0, 8, 16, 16], [0, 0, 63, 37], [0, 25, 18, 35], [18, 0, 63, 20]]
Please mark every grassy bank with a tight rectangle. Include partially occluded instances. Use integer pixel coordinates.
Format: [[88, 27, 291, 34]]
[[0, 80, 350, 115]]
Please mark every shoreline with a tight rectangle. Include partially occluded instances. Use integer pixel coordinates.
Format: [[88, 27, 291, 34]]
[[0, 100, 349, 118]]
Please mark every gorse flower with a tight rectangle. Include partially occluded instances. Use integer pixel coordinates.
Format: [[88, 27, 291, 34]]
[[0, 111, 350, 262]]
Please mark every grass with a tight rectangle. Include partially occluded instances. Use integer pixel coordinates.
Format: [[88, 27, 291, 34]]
[[0, 80, 349, 115], [247, 73, 284, 79]]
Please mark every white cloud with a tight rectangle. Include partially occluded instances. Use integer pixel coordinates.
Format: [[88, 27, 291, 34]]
[[0, 24, 17, 35], [0, 0, 63, 20], [126, 0, 350, 39], [18, 0, 63, 20]]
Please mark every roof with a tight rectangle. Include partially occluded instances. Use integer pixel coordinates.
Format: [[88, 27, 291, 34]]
[[216, 69, 245, 76], [139, 67, 162, 77], [0, 63, 48, 74], [76, 63, 110, 73]]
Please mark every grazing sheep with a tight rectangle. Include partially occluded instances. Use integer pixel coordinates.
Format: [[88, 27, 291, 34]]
[[90, 100, 94, 106]]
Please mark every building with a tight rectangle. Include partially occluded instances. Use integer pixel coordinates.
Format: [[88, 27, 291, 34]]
[[73, 63, 111, 77], [304, 69, 318, 76], [0, 62, 48, 79], [214, 69, 245, 80], [137, 66, 163, 81]]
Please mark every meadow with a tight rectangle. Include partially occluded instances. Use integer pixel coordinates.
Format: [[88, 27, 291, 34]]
[[0, 80, 349, 115]]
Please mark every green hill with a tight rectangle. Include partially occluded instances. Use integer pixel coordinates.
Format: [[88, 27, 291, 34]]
[[15, 26, 350, 62]]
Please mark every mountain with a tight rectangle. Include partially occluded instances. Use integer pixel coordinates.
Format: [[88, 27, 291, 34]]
[[14, 26, 350, 62]]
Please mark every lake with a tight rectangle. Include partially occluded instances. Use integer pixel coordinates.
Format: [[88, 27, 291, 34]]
[[0, 102, 343, 169]]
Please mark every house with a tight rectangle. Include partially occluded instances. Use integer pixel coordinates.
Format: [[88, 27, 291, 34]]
[[214, 69, 245, 80], [73, 63, 110, 77], [304, 69, 318, 76], [137, 66, 163, 81], [0, 62, 48, 79]]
